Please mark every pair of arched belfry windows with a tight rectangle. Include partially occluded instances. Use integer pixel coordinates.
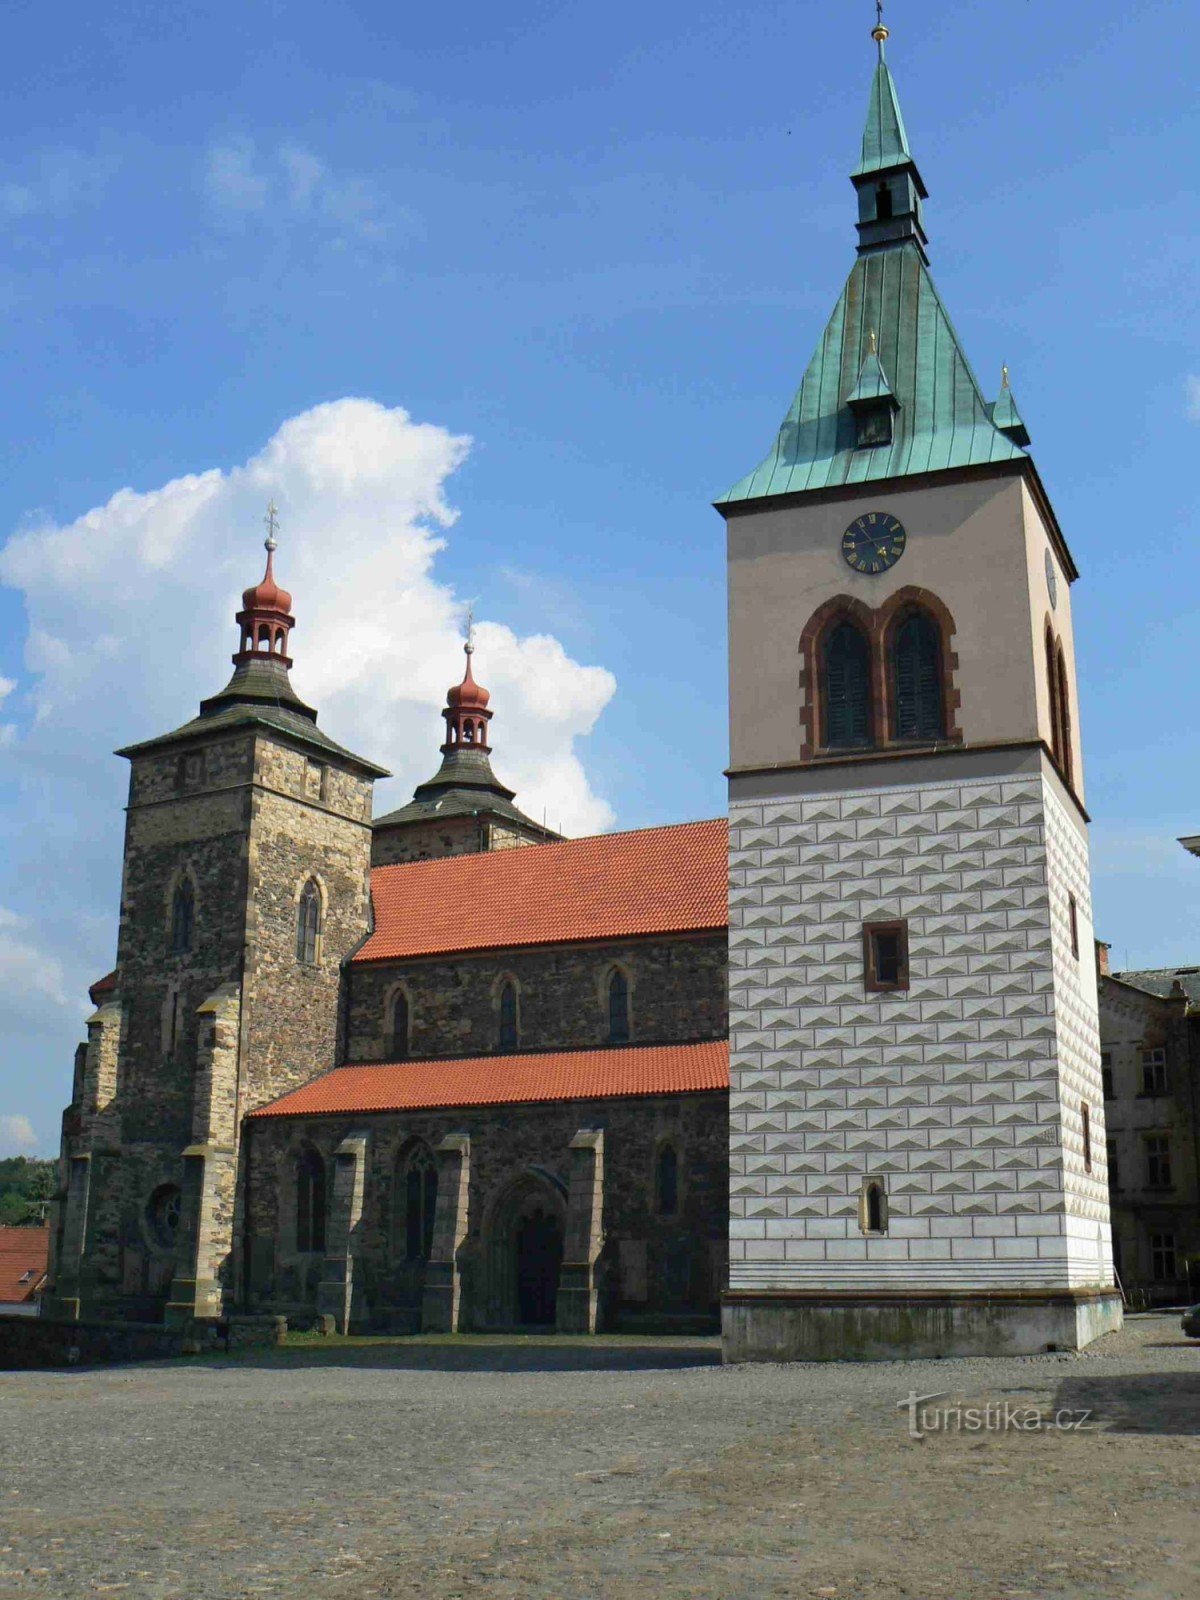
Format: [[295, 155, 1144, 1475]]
[[821, 608, 944, 750]]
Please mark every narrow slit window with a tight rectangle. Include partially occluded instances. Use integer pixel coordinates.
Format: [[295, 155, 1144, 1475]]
[[863, 920, 909, 992], [171, 879, 195, 954], [1081, 1102, 1092, 1173], [656, 1144, 679, 1217], [390, 992, 409, 1060], [297, 880, 321, 966], [296, 1149, 326, 1253], [607, 969, 630, 1044], [1068, 893, 1079, 960], [498, 981, 519, 1050], [861, 1179, 887, 1235]]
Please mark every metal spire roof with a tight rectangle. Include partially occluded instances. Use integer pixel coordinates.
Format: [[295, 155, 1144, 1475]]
[[717, 26, 1029, 507], [853, 46, 913, 177]]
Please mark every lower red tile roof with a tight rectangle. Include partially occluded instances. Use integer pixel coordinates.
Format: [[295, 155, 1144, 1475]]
[[249, 1039, 729, 1119], [0, 1224, 50, 1305], [357, 817, 728, 963], [89, 969, 118, 1005]]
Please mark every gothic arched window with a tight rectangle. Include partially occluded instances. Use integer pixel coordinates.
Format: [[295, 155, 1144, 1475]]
[[400, 1143, 438, 1262], [822, 620, 872, 749], [1046, 627, 1063, 768], [892, 609, 943, 741], [171, 879, 195, 954], [390, 991, 410, 1060], [498, 981, 519, 1050], [656, 1144, 679, 1217], [607, 968, 630, 1044], [296, 1148, 326, 1253], [862, 1179, 887, 1235], [1056, 644, 1074, 785], [296, 880, 321, 966]]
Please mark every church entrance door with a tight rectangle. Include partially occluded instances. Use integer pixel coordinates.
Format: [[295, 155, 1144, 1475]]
[[515, 1204, 562, 1326]]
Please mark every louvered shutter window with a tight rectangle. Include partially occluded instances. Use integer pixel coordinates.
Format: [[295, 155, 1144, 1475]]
[[893, 611, 943, 740], [823, 621, 872, 748]]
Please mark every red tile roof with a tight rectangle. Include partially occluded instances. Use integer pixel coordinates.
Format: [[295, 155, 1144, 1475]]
[[250, 1039, 729, 1119], [0, 1225, 50, 1305], [89, 968, 118, 1005], [356, 817, 728, 963]]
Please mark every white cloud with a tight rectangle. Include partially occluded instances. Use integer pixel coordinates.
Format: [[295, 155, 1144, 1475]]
[[0, 1114, 38, 1156], [0, 907, 69, 1012], [1, 397, 616, 851], [1187, 375, 1200, 423], [205, 139, 388, 241]]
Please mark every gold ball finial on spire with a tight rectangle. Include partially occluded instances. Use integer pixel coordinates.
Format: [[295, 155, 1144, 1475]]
[[872, 0, 889, 44]]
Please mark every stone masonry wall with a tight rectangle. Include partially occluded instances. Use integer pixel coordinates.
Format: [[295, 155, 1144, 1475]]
[[346, 933, 729, 1061], [370, 815, 548, 867], [244, 1090, 728, 1329], [728, 766, 1108, 1294]]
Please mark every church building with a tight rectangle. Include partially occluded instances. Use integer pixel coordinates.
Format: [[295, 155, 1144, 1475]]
[[43, 17, 1120, 1359]]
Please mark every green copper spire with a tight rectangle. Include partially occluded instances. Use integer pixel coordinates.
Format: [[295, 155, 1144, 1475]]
[[853, 25, 913, 178], [716, 18, 1028, 506]]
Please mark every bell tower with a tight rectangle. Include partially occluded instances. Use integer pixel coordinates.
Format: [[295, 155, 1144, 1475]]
[[720, 16, 1121, 1360], [45, 509, 388, 1324]]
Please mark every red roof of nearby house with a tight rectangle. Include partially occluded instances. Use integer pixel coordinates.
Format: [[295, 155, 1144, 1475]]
[[89, 969, 118, 1005], [249, 1039, 730, 1119], [356, 818, 728, 964], [0, 1225, 50, 1305]]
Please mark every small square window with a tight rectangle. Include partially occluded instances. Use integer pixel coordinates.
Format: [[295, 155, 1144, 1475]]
[[863, 920, 910, 992], [1068, 893, 1079, 960]]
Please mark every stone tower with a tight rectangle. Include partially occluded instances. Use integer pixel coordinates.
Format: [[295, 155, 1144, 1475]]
[[45, 515, 387, 1323], [720, 22, 1121, 1359]]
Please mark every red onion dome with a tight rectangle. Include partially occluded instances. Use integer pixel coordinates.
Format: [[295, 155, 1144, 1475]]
[[447, 646, 491, 709], [242, 547, 292, 614]]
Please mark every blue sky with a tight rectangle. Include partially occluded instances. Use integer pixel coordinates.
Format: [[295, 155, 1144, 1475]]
[[1, 0, 1198, 1155]]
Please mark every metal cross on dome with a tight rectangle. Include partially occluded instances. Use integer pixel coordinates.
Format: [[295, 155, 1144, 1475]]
[[465, 603, 475, 654], [264, 500, 280, 552]]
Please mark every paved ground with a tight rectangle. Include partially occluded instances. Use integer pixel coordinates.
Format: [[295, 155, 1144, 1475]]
[[0, 1314, 1197, 1600]]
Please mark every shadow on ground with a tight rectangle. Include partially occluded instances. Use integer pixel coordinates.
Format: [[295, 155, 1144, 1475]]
[[186, 1333, 726, 1374], [1053, 1370, 1200, 1436]]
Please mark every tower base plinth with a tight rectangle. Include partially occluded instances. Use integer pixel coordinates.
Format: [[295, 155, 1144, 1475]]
[[721, 1288, 1123, 1364]]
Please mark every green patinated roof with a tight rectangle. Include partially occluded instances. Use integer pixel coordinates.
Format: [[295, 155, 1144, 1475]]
[[853, 56, 912, 177], [718, 47, 1029, 508], [718, 243, 1027, 503], [845, 341, 896, 405], [373, 746, 558, 839], [117, 657, 390, 777]]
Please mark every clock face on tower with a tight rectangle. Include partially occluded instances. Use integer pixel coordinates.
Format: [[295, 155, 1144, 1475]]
[[841, 511, 907, 575]]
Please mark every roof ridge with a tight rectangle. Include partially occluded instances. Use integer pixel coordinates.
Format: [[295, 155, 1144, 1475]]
[[368, 814, 727, 878]]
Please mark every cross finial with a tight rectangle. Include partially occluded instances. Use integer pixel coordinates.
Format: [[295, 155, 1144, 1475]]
[[264, 500, 280, 553], [464, 603, 475, 655], [867, 327, 878, 355], [1001, 364, 1011, 390], [872, 0, 889, 48]]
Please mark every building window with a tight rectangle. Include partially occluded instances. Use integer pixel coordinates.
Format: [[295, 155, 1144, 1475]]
[[1046, 627, 1063, 769], [1101, 1051, 1113, 1099], [1081, 1102, 1092, 1173], [296, 880, 321, 966], [607, 968, 631, 1044], [863, 919, 909, 992], [399, 1144, 438, 1262], [145, 1184, 182, 1251], [822, 620, 873, 749], [170, 879, 195, 954], [296, 1149, 326, 1253], [656, 1144, 679, 1217], [1106, 1137, 1119, 1190], [860, 1179, 888, 1235], [875, 180, 893, 220], [1140, 1047, 1167, 1096], [498, 981, 519, 1050], [1067, 893, 1079, 960], [1145, 1133, 1172, 1190], [1150, 1232, 1177, 1283], [1056, 644, 1073, 785], [175, 750, 205, 789], [891, 609, 943, 741], [390, 991, 410, 1060]]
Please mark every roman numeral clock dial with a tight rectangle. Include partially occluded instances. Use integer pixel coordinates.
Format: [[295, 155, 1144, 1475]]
[[841, 512, 907, 575]]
